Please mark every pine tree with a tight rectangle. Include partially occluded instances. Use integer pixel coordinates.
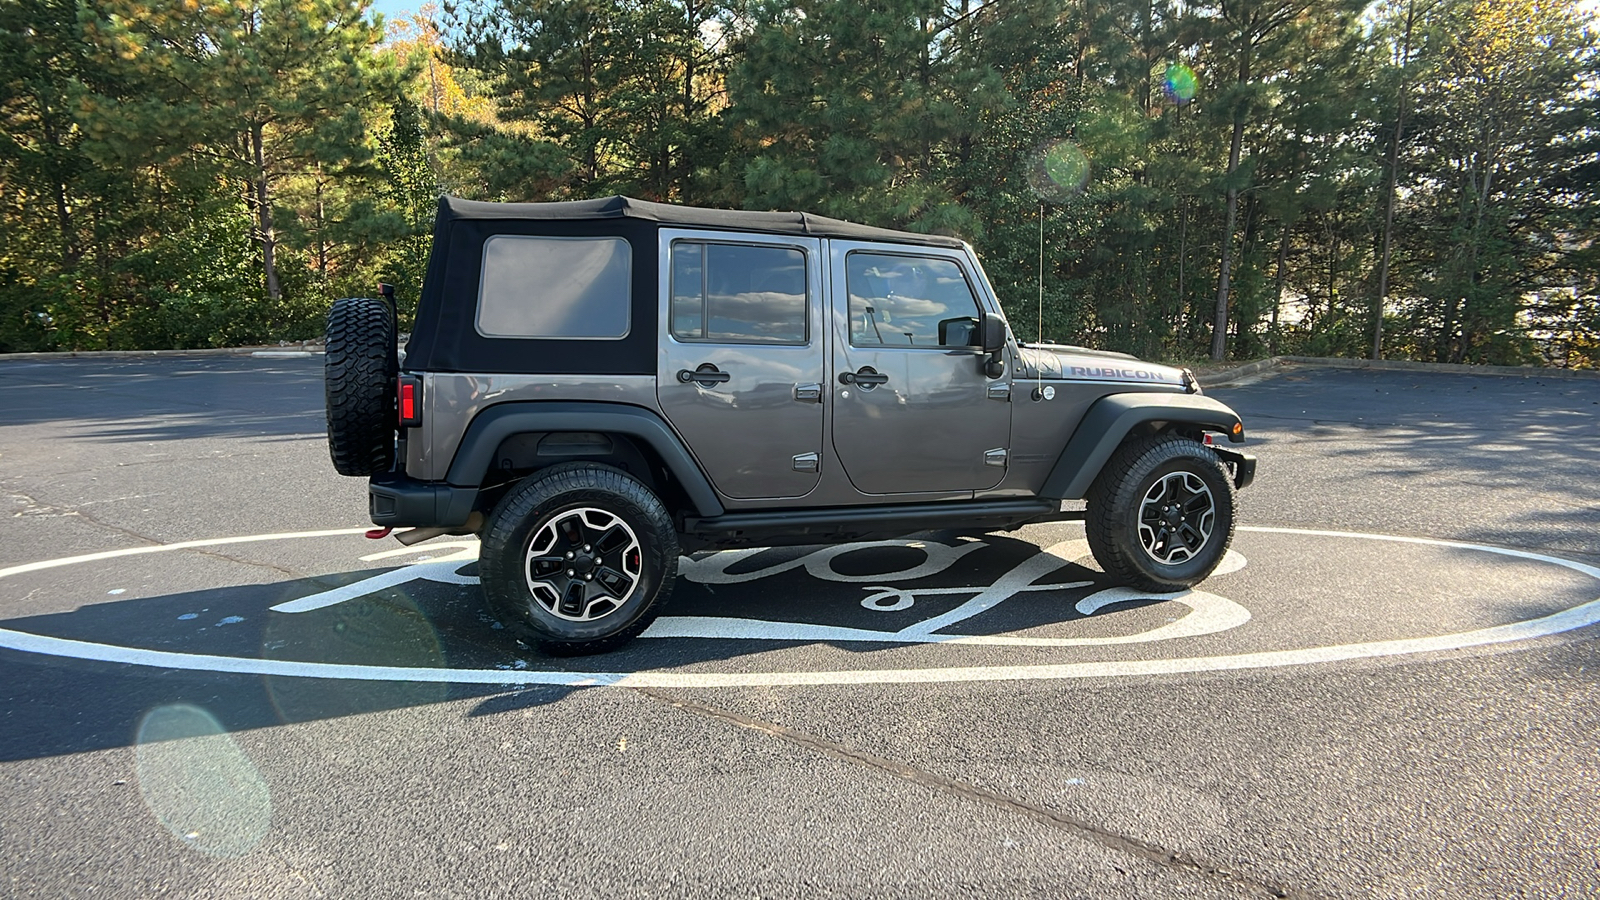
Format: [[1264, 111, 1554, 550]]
[[1189, 0, 1366, 360], [81, 0, 406, 300], [447, 0, 728, 200], [726, 0, 997, 231], [1396, 0, 1600, 363]]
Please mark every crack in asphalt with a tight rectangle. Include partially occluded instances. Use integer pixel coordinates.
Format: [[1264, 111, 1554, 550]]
[[3, 485, 308, 581], [635, 688, 1316, 900]]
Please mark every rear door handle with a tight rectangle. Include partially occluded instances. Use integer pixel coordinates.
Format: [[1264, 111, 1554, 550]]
[[677, 364, 731, 387]]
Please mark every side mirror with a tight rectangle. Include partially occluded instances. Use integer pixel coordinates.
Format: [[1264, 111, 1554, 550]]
[[937, 316, 981, 348], [981, 313, 1007, 354], [981, 313, 1006, 378]]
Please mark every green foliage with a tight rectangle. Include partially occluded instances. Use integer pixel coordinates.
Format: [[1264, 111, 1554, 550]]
[[726, 0, 997, 232], [0, 0, 1594, 362], [445, 0, 728, 200]]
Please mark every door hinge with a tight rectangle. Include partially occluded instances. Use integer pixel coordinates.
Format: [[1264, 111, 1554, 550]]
[[792, 452, 820, 472], [987, 383, 1011, 401], [984, 448, 1008, 468], [793, 382, 823, 403]]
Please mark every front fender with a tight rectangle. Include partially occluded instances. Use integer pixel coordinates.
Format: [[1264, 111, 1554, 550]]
[[1039, 393, 1245, 500]]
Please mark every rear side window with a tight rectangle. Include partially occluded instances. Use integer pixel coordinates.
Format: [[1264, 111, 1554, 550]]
[[477, 235, 631, 339], [670, 242, 807, 344]]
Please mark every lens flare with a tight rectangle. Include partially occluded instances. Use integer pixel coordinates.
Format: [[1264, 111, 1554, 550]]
[[1163, 63, 1198, 105], [263, 586, 450, 724], [1027, 140, 1091, 202], [135, 704, 272, 857]]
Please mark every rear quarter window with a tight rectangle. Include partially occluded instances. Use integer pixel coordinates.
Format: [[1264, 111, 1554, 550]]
[[477, 235, 632, 339]]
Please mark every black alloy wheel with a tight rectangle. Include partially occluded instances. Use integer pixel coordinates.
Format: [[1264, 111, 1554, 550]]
[[1086, 435, 1236, 592], [479, 463, 678, 656]]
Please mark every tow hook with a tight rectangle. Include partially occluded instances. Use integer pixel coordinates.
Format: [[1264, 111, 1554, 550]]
[[365, 527, 394, 540]]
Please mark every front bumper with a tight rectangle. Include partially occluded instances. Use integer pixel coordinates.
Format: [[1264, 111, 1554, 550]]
[[368, 472, 478, 528], [1211, 447, 1257, 490]]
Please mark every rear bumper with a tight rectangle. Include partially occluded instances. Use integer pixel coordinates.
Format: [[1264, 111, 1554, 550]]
[[1212, 447, 1257, 490], [368, 472, 478, 528]]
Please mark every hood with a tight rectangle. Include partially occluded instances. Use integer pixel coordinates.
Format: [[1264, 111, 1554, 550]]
[[1016, 343, 1189, 389]]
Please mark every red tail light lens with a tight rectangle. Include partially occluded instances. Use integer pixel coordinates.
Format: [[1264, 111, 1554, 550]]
[[398, 376, 422, 427]]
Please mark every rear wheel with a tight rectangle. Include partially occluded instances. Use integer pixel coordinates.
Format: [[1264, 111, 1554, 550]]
[[1086, 435, 1236, 592], [324, 296, 397, 476], [479, 463, 678, 656]]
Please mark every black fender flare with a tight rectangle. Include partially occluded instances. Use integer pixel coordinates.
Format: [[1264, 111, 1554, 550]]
[[445, 401, 724, 517], [1039, 393, 1245, 500]]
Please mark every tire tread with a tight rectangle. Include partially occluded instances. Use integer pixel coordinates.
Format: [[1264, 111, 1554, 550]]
[[324, 297, 397, 476]]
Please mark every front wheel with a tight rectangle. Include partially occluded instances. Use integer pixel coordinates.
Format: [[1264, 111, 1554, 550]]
[[1085, 435, 1236, 592], [479, 463, 679, 656]]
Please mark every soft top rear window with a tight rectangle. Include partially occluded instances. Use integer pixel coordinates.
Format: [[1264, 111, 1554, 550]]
[[477, 235, 632, 339]]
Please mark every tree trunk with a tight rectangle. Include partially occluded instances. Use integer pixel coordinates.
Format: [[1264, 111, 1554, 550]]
[[1211, 116, 1245, 361], [1269, 222, 1290, 355], [1235, 194, 1262, 353], [39, 105, 80, 268], [314, 166, 329, 279], [1373, 0, 1415, 360], [250, 123, 282, 301], [1178, 199, 1189, 341], [51, 178, 78, 269], [1211, 41, 1251, 361]]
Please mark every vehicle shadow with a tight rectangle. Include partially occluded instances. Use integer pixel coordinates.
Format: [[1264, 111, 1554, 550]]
[[0, 534, 1150, 762]]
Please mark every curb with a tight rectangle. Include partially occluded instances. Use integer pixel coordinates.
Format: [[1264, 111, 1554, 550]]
[[1280, 355, 1600, 379], [0, 342, 326, 361], [1196, 355, 1600, 387], [1194, 357, 1284, 387]]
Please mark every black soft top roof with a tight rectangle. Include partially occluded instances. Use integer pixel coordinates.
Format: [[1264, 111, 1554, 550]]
[[438, 195, 966, 249]]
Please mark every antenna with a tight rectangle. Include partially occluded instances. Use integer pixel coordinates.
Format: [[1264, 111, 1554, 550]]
[[1035, 202, 1045, 400]]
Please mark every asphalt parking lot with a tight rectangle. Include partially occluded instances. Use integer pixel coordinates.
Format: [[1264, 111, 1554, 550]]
[[1, 356, 1597, 899]]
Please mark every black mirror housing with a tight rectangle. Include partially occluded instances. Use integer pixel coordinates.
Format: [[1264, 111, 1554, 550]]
[[980, 313, 1007, 378], [981, 313, 1007, 354]]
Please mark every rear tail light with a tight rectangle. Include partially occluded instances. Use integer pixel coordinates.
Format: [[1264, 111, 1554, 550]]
[[398, 375, 422, 428]]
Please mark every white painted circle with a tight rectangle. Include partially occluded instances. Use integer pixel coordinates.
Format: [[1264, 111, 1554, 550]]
[[0, 526, 1596, 688]]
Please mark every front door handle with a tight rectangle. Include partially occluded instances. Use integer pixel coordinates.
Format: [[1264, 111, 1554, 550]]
[[838, 367, 889, 389], [677, 363, 731, 387]]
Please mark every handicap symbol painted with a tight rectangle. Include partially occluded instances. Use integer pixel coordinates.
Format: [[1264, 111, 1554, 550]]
[[269, 535, 1253, 648]]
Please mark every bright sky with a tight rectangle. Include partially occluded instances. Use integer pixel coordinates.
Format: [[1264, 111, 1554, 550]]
[[369, 0, 426, 27]]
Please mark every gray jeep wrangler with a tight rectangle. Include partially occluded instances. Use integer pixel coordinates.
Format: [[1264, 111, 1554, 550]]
[[324, 196, 1256, 655]]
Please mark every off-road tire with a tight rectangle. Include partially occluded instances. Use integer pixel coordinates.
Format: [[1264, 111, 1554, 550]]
[[1086, 434, 1236, 592], [479, 463, 679, 656], [325, 296, 397, 476]]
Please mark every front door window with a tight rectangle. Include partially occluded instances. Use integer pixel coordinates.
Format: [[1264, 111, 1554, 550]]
[[846, 254, 982, 349]]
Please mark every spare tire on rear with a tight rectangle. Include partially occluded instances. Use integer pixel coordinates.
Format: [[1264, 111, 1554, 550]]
[[325, 296, 398, 476]]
